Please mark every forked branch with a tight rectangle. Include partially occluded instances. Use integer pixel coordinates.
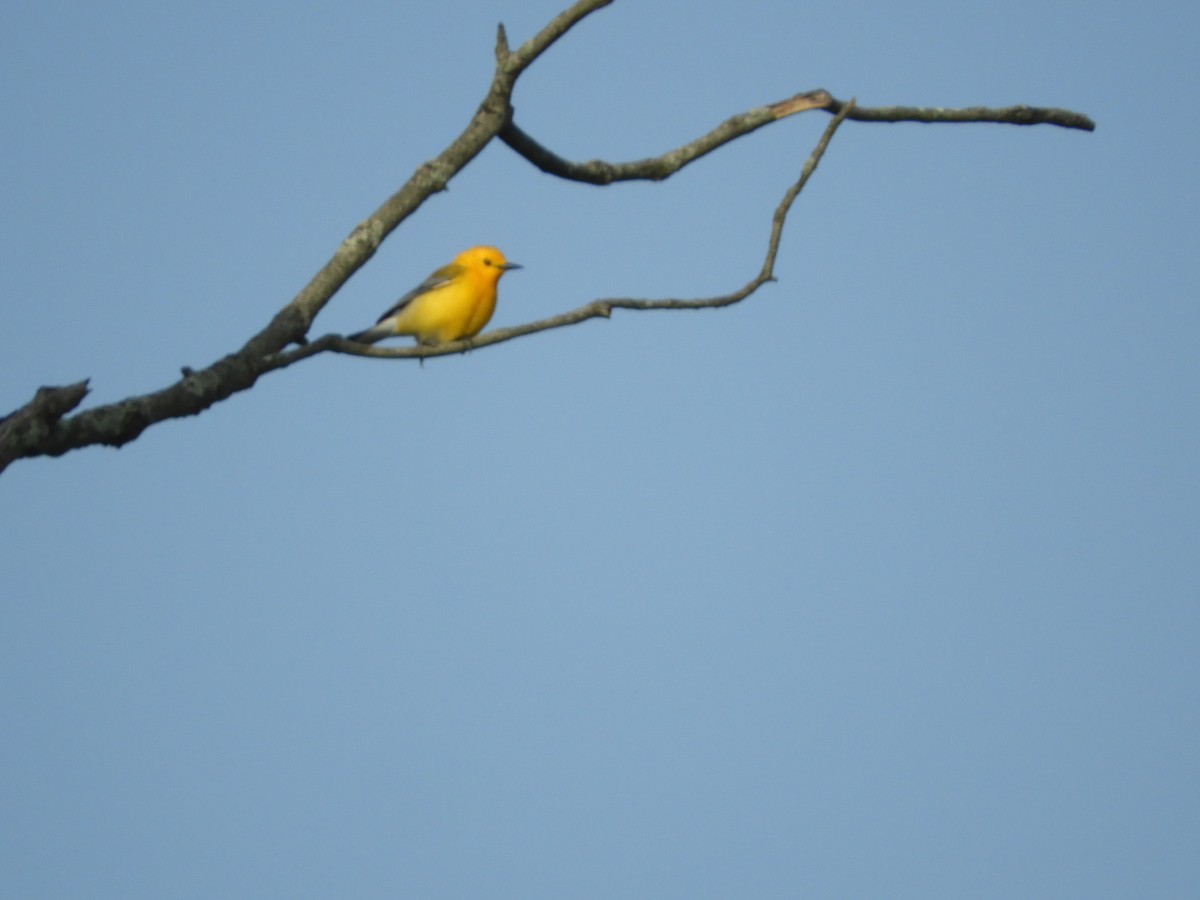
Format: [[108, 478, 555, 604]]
[[265, 99, 857, 369], [499, 92, 1092, 185]]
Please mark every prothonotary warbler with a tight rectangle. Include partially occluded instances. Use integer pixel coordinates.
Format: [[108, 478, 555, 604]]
[[347, 246, 521, 345]]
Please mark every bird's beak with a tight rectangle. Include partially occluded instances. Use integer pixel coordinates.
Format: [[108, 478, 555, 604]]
[[501, 261, 523, 271]]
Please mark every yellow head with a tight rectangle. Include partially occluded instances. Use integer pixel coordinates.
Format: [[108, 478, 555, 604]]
[[455, 245, 522, 281]]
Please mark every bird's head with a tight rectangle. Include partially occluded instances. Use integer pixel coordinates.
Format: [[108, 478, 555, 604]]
[[457, 245, 522, 279]]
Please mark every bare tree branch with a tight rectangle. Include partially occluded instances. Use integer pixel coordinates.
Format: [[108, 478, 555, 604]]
[[499, 92, 1093, 185], [0, 0, 1095, 474]]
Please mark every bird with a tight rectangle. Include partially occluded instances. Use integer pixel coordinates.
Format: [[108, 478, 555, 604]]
[[346, 246, 522, 346]]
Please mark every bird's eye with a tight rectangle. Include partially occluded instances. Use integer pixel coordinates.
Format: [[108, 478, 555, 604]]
[[483, 258, 493, 266]]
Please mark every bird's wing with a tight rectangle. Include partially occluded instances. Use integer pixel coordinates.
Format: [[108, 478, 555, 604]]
[[375, 262, 464, 324]]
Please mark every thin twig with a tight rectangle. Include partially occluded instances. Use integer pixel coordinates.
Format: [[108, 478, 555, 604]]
[[827, 98, 1095, 131]]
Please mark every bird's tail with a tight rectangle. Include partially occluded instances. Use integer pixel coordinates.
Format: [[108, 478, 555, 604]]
[[345, 325, 389, 344]]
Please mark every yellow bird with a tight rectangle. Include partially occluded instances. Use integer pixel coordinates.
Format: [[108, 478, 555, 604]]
[[347, 246, 522, 345]]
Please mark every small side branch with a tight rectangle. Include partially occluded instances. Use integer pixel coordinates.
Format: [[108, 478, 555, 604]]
[[0, 381, 91, 471], [504, 0, 615, 75]]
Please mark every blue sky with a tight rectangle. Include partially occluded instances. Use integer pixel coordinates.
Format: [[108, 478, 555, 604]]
[[2, 1, 1197, 897]]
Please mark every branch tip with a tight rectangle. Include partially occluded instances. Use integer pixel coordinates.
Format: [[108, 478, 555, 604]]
[[769, 89, 833, 119], [495, 23, 510, 61]]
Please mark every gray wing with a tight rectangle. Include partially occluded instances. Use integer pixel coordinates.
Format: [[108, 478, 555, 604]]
[[374, 262, 462, 324]]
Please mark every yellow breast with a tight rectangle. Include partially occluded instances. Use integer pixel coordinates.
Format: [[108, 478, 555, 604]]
[[393, 274, 496, 345]]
